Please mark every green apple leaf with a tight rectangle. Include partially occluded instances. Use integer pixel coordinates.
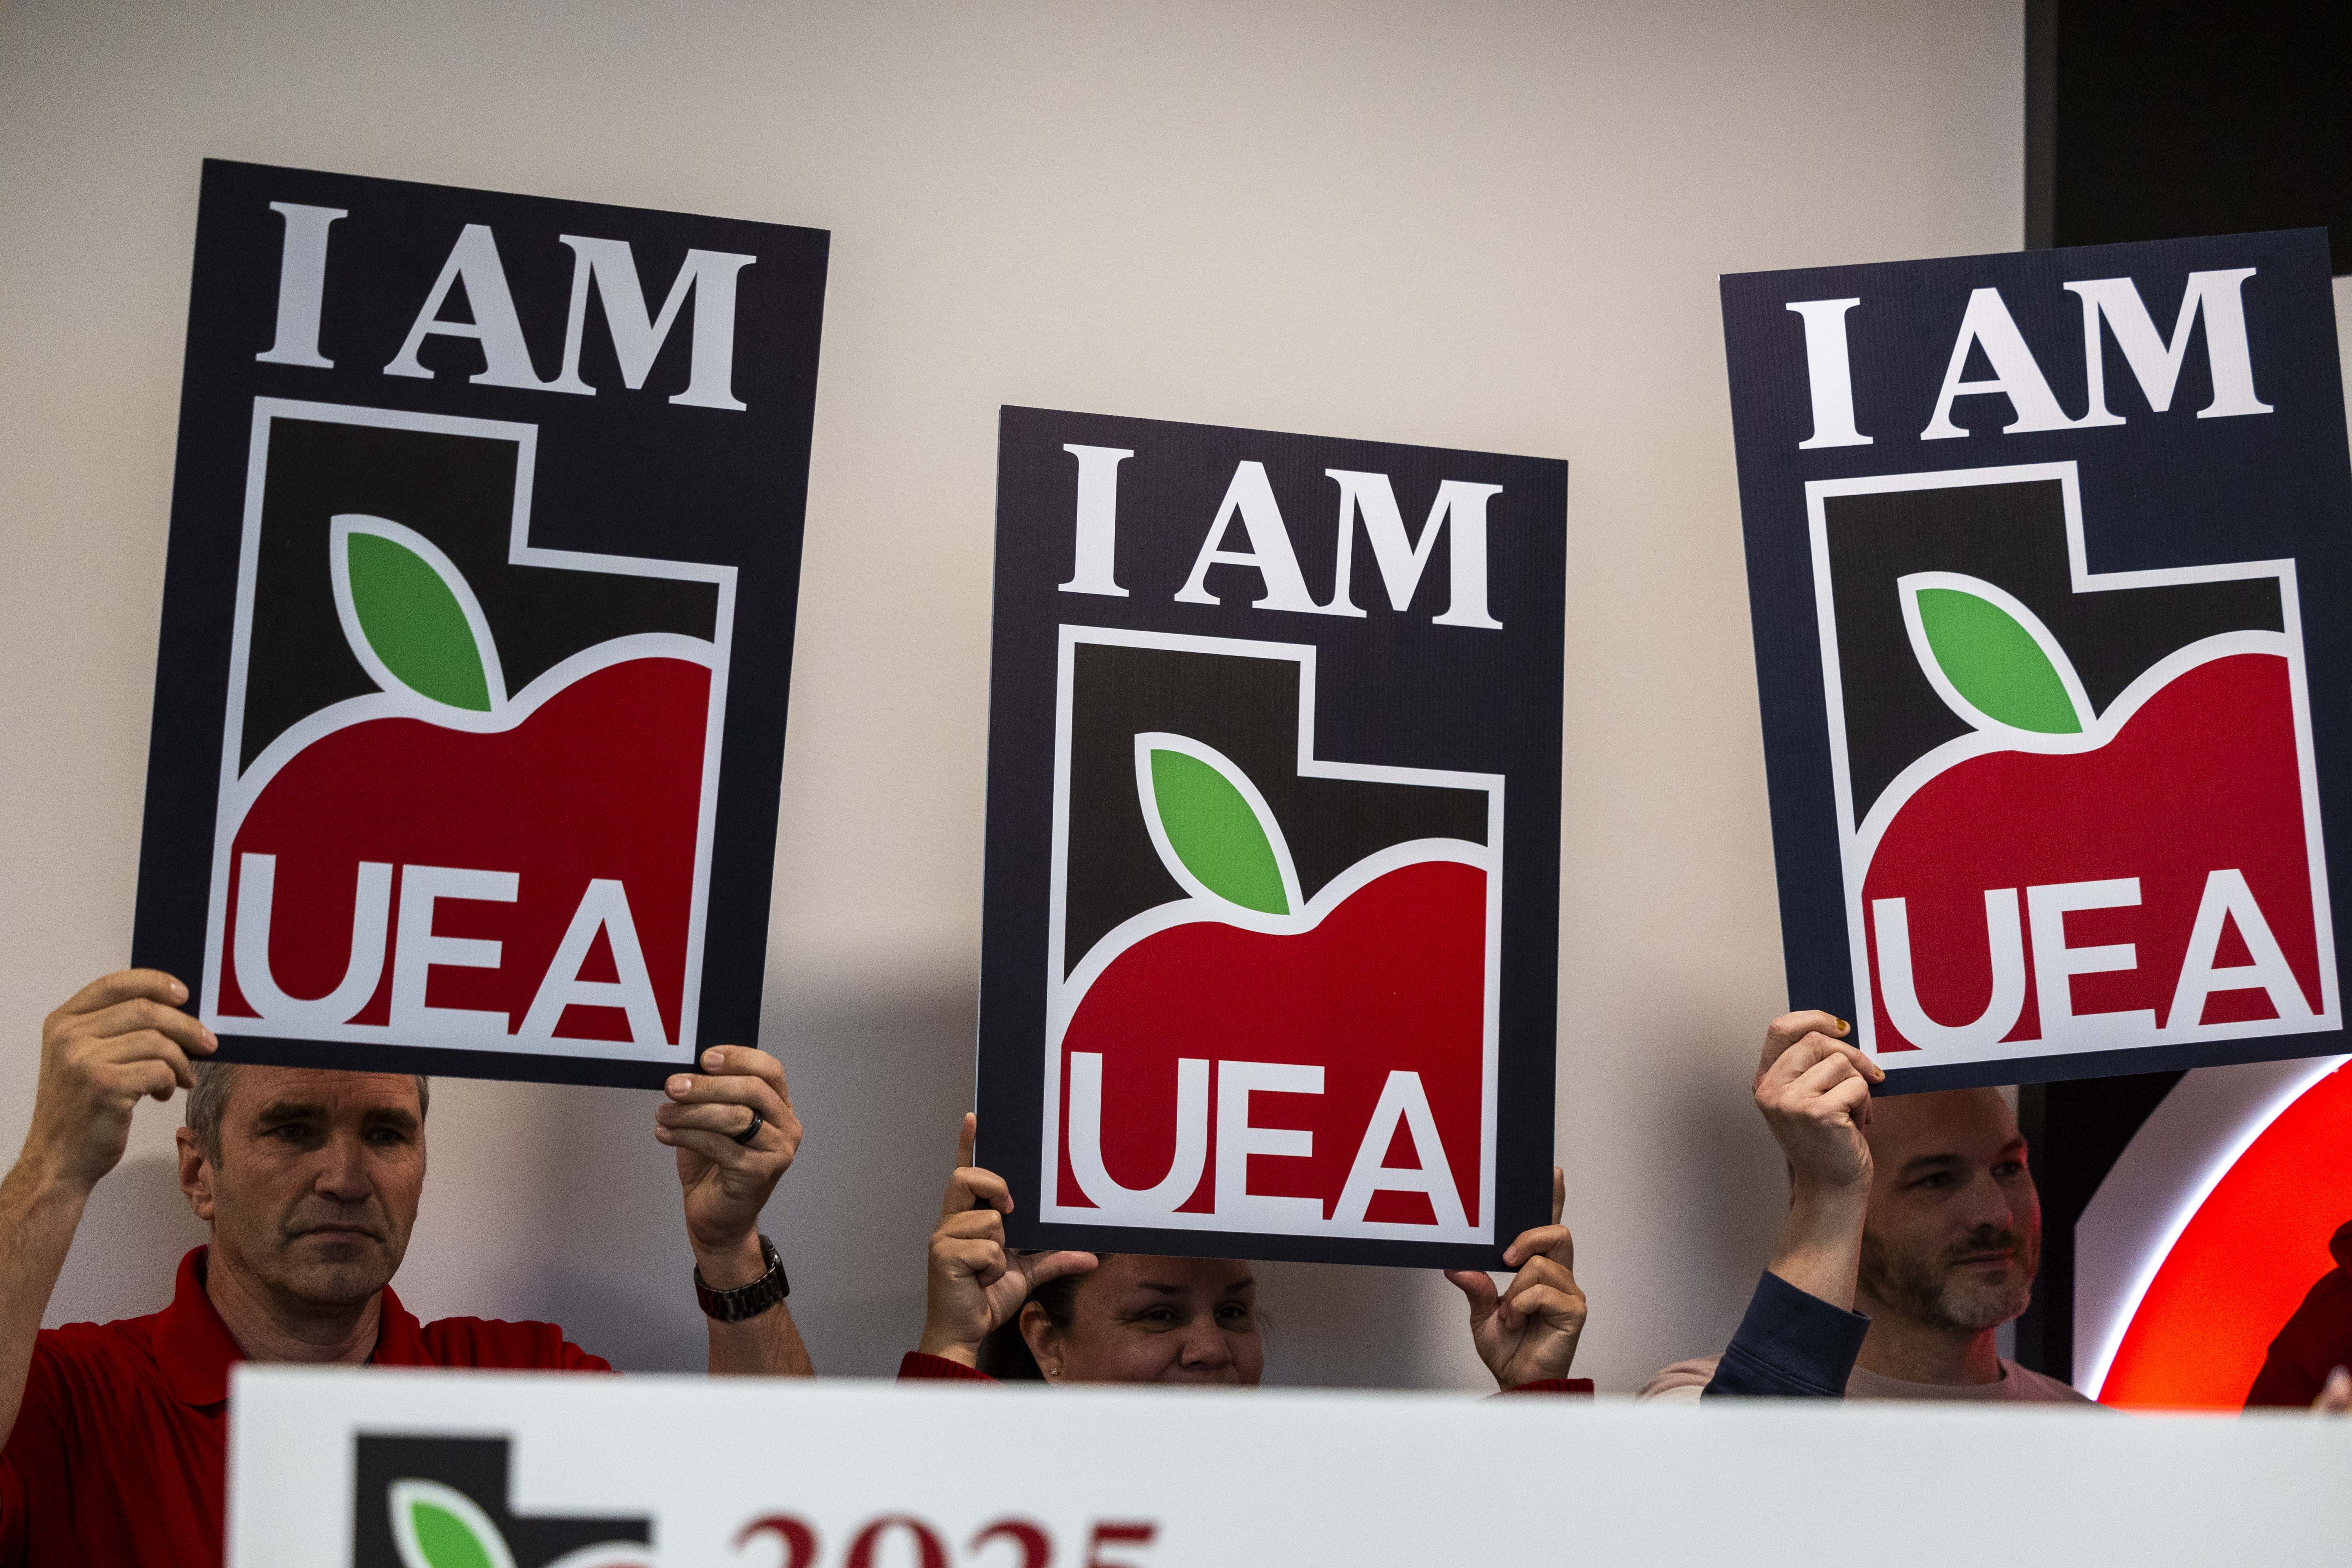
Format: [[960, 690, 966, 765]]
[[405, 1500, 497, 1568], [343, 527, 496, 711], [1909, 583, 2084, 735], [1146, 745, 1291, 915]]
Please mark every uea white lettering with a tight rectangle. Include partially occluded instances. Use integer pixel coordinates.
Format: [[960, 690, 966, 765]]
[[1065, 1053, 1210, 1216], [519, 878, 668, 1045], [1215, 1059, 1324, 1227], [2167, 867, 2312, 1028], [1330, 1070, 1469, 1228], [1167, 462, 1505, 628], [1873, 869, 2311, 1047], [1871, 888, 2026, 1050], [391, 864, 521, 1039], [256, 203, 346, 369], [233, 853, 390, 1028], [1062, 1054, 1469, 1229], [233, 858, 668, 1044], [1792, 269, 2271, 451]]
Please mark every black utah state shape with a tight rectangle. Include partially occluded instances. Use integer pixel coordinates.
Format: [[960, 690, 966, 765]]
[[1823, 477, 2284, 822], [352, 1435, 651, 1568], [1063, 641, 1489, 975]]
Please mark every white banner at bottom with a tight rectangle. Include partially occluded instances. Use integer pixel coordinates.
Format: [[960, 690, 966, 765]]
[[228, 1366, 2352, 1568]]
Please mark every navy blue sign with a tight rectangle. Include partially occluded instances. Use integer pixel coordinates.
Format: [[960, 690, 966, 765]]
[[980, 407, 1565, 1269], [132, 160, 827, 1088], [1724, 229, 2352, 1089]]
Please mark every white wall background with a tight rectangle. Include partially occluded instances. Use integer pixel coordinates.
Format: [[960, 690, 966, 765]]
[[0, 0, 2023, 1391]]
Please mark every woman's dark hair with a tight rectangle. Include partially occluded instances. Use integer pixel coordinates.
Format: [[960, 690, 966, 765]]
[[974, 1257, 1111, 1380]]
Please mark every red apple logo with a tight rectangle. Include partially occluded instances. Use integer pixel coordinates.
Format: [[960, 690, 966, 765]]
[[208, 515, 717, 1054], [1856, 570, 2336, 1058], [1052, 732, 1494, 1240]]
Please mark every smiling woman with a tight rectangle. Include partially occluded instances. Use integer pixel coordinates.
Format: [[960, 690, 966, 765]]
[[900, 1115, 1593, 1394], [974, 1255, 1266, 1385]]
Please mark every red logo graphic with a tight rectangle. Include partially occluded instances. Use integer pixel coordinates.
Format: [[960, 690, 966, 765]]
[[1044, 630, 1499, 1243], [202, 403, 731, 1066], [1811, 465, 2338, 1067]]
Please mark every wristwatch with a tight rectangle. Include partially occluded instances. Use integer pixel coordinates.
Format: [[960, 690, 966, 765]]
[[695, 1234, 790, 1323]]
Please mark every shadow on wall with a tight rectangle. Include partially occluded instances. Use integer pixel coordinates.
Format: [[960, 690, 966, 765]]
[[761, 975, 984, 1377], [1256, 1261, 1466, 1390], [383, 973, 982, 1376], [45, 1154, 207, 1328]]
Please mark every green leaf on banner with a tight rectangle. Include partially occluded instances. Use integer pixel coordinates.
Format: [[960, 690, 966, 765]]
[[347, 531, 494, 711], [408, 1501, 497, 1568], [1913, 586, 2083, 734], [1148, 746, 1290, 915]]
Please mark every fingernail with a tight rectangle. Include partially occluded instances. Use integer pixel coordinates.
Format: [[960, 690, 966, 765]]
[[703, 1049, 722, 1069], [171, 980, 189, 1002], [666, 1075, 690, 1096], [1836, 1018, 1850, 1034], [201, 1027, 218, 1049]]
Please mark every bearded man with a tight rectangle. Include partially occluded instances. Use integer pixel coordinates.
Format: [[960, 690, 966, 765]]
[[1642, 1011, 2087, 1403]]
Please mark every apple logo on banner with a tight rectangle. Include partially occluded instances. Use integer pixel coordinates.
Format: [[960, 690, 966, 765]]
[[354, 1435, 650, 1568], [1810, 461, 2340, 1067], [1044, 628, 1501, 1242], [200, 403, 733, 1066]]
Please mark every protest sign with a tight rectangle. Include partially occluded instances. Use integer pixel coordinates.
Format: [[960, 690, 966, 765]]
[[977, 407, 1565, 1268], [131, 160, 827, 1087], [1724, 229, 2351, 1089]]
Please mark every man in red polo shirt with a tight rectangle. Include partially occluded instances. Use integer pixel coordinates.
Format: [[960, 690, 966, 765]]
[[0, 969, 811, 1566]]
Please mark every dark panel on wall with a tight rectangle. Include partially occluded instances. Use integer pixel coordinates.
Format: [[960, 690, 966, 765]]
[[2014, 1071, 2184, 1383], [2029, 0, 2352, 273]]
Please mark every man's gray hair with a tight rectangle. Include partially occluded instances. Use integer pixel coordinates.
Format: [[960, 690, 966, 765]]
[[184, 1061, 430, 1163]]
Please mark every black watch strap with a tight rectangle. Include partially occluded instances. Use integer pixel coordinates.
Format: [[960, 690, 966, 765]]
[[695, 1234, 789, 1323]]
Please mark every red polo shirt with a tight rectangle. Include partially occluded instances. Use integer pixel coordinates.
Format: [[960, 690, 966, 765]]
[[0, 1246, 609, 1568]]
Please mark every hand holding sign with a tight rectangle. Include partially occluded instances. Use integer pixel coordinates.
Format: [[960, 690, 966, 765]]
[[1753, 1011, 1882, 1311], [1443, 1167, 1586, 1389], [29, 971, 217, 1193], [918, 1116, 1098, 1368]]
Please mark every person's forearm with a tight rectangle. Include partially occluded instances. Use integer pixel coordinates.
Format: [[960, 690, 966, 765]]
[[0, 1156, 92, 1443], [696, 1233, 813, 1377], [706, 1301, 814, 1376], [1766, 1182, 1867, 1311]]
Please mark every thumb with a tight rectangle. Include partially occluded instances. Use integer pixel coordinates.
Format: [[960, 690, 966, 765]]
[[1443, 1268, 1500, 1324]]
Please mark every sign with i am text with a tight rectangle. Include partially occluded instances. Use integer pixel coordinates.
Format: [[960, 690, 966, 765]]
[[132, 159, 827, 1087], [978, 407, 1566, 1269], [1724, 229, 2352, 1090]]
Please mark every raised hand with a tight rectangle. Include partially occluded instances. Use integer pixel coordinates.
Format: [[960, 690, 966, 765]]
[[0, 972, 217, 1446], [27, 971, 215, 1193], [1753, 1010, 1881, 1194], [657, 1045, 802, 1274], [1445, 1167, 1586, 1389], [916, 1115, 1097, 1367], [1753, 1010, 1883, 1309]]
